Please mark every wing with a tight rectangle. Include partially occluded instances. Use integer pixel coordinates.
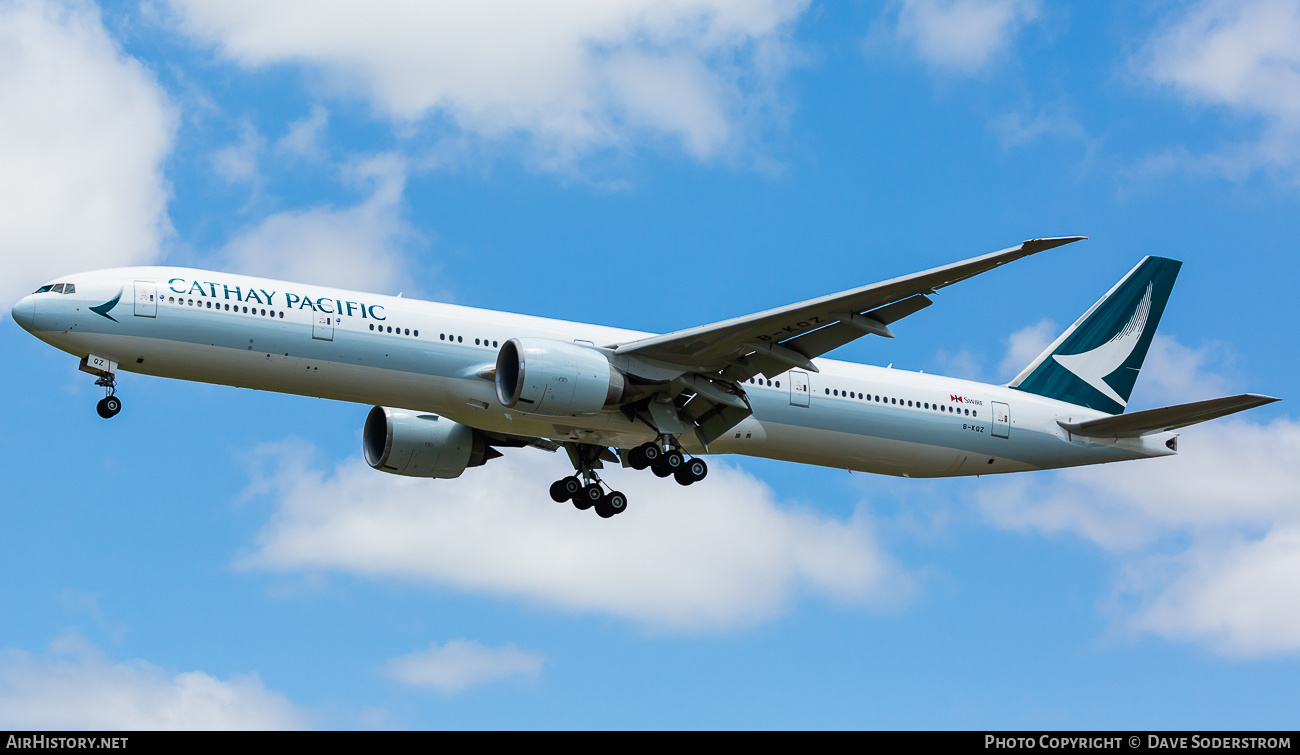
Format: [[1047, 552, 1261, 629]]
[[612, 236, 1085, 381]]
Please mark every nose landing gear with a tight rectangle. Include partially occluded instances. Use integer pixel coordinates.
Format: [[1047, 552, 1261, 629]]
[[84, 357, 122, 419], [96, 392, 122, 419]]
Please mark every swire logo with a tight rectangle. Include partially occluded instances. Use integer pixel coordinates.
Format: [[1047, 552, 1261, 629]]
[[950, 394, 984, 405]]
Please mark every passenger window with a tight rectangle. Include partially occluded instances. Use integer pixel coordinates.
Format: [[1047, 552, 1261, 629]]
[[414, 330, 418, 337]]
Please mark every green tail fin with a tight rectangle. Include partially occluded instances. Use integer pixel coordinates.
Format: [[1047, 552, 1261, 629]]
[[1007, 256, 1182, 414]]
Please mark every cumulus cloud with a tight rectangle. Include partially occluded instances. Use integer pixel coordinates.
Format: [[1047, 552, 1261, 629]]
[[237, 440, 908, 632], [893, 0, 1040, 74], [977, 334, 1299, 655], [165, 0, 808, 163], [220, 153, 418, 293], [384, 640, 544, 693], [0, 636, 307, 730], [0, 0, 176, 312], [997, 318, 1056, 381], [1138, 0, 1300, 177]]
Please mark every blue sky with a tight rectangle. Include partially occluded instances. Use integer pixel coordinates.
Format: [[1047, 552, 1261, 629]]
[[1, 0, 1298, 729]]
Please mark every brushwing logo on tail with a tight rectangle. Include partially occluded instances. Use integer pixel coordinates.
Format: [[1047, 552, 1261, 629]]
[[1051, 283, 1153, 408]]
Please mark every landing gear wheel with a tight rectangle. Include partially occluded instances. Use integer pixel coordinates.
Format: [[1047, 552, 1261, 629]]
[[595, 491, 627, 519], [96, 396, 122, 419], [658, 449, 684, 472], [550, 476, 581, 503], [651, 465, 673, 478], [673, 458, 707, 486], [640, 443, 661, 466], [573, 483, 603, 511], [628, 446, 648, 470]]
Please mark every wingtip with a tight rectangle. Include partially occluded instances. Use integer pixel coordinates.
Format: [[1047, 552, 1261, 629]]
[[1022, 235, 1088, 251]]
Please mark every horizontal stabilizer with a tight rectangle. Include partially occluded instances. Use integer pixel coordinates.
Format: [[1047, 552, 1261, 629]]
[[1059, 394, 1280, 438]]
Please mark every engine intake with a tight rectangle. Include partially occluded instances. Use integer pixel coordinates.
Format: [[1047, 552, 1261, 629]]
[[495, 338, 626, 416], [363, 406, 498, 478]]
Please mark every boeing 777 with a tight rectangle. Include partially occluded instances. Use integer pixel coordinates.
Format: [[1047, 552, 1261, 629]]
[[10, 237, 1279, 519]]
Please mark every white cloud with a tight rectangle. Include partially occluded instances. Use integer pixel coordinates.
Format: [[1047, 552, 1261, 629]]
[[275, 105, 330, 160], [165, 0, 808, 163], [220, 153, 418, 294], [1130, 527, 1300, 657], [237, 440, 908, 632], [384, 640, 544, 693], [212, 121, 265, 185], [0, 636, 307, 730], [1127, 335, 1235, 407], [0, 0, 176, 313], [894, 0, 1040, 74], [1138, 0, 1300, 176], [997, 317, 1056, 381], [978, 333, 1300, 656]]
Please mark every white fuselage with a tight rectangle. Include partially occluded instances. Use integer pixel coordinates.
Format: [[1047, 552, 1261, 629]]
[[12, 267, 1177, 478]]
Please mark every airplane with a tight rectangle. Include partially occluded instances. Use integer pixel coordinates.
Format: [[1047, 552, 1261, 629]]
[[10, 236, 1279, 519]]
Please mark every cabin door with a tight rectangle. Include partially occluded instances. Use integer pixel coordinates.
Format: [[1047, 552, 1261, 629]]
[[991, 401, 1011, 438], [133, 281, 157, 318], [789, 370, 810, 407], [312, 312, 335, 341]]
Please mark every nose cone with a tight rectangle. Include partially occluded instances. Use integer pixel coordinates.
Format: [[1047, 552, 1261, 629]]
[[11, 296, 36, 331]]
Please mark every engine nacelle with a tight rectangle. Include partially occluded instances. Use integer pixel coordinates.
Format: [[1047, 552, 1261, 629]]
[[495, 337, 625, 416], [363, 406, 497, 478]]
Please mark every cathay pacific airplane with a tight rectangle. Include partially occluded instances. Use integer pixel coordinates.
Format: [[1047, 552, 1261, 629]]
[[10, 237, 1278, 519]]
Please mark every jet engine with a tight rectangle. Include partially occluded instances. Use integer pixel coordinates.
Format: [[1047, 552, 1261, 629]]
[[494, 338, 627, 416], [363, 406, 500, 478]]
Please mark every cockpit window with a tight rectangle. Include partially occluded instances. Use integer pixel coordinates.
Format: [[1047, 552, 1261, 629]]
[[35, 285, 53, 293], [50, 284, 65, 294], [62, 284, 74, 294]]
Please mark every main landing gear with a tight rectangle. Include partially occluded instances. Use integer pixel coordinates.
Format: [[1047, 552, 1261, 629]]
[[547, 436, 709, 520], [549, 474, 628, 519], [628, 438, 708, 486]]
